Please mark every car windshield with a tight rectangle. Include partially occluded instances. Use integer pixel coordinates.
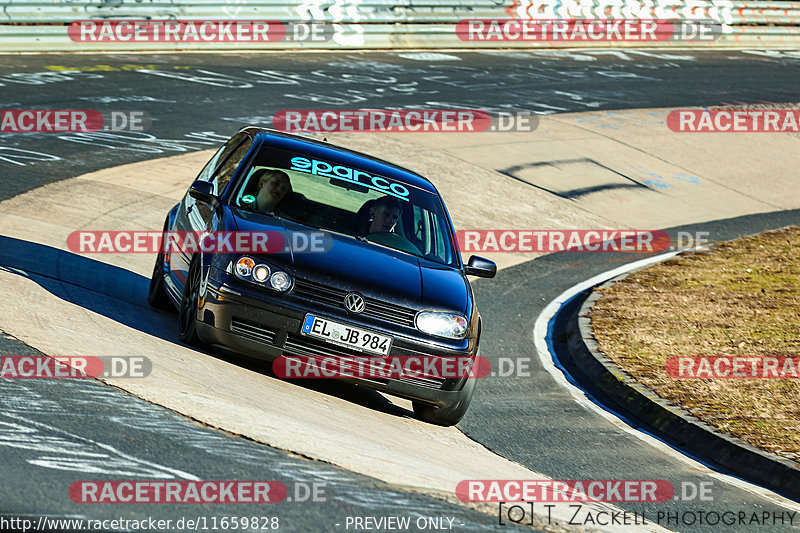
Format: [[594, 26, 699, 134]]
[[229, 145, 458, 267]]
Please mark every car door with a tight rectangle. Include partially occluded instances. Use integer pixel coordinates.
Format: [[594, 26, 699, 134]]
[[170, 132, 253, 290]]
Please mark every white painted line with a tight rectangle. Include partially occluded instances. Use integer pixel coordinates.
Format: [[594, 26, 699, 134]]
[[532, 251, 800, 511], [396, 52, 461, 61], [3, 412, 200, 481]]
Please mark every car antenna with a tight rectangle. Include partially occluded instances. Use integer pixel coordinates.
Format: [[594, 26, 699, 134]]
[[323, 137, 328, 142]]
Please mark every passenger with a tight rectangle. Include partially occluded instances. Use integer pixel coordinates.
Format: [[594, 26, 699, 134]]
[[253, 169, 292, 213]]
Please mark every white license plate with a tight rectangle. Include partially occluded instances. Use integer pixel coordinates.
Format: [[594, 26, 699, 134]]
[[301, 314, 392, 356]]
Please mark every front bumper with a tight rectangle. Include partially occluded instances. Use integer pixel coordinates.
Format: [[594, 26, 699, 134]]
[[195, 273, 478, 407]]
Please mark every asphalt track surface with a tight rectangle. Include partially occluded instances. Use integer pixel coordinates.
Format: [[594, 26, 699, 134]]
[[0, 335, 519, 533], [465, 213, 800, 529], [2, 49, 800, 200], [1, 50, 800, 532]]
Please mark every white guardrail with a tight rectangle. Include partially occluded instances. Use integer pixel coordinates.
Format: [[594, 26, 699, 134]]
[[0, 0, 799, 51]]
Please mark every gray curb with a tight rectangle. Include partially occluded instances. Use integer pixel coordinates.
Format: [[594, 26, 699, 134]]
[[560, 277, 800, 502]]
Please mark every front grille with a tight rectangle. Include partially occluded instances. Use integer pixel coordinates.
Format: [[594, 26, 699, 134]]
[[397, 376, 448, 389], [283, 334, 445, 389], [292, 279, 417, 327], [230, 318, 278, 345]]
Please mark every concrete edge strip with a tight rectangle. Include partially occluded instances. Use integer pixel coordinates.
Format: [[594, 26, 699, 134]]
[[532, 250, 800, 509]]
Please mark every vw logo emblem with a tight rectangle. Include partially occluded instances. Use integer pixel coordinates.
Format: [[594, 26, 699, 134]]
[[344, 292, 365, 314]]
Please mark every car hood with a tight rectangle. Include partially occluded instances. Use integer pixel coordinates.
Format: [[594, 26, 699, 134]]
[[228, 208, 468, 313]]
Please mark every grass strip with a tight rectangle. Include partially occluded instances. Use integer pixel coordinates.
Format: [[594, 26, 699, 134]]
[[591, 226, 800, 462]]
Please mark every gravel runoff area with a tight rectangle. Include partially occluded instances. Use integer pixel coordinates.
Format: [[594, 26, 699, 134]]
[[591, 226, 800, 463]]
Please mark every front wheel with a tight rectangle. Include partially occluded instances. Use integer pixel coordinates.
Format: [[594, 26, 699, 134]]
[[147, 250, 173, 311], [178, 259, 202, 346], [148, 217, 174, 311], [413, 374, 476, 427]]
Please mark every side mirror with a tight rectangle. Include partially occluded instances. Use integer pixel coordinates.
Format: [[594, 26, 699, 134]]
[[188, 180, 218, 207], [464, 255, 497, 278]]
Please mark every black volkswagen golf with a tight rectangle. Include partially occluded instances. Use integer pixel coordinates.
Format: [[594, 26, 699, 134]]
[[148, 127, 496, 425]]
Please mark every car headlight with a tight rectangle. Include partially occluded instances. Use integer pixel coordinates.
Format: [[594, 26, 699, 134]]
[[415, 311, 469, 339], [269, 271, 292, 292], [253, 264, 271, 282], [234, 256, 291, 291], [235, 257, 255, 278]]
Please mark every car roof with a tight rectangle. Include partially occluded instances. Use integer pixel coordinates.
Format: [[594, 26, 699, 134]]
[[242, 127, 440, 195]]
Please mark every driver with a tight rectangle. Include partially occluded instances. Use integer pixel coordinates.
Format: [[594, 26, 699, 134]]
[[365, 196, 420, 254], [368, 196, 402, 234]]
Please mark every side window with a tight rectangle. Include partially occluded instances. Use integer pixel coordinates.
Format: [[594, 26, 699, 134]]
[[411, 205, 428, 253], [431, 213, 451, 264], [214, 138, 252, 195], [196, 134, 244, 183]]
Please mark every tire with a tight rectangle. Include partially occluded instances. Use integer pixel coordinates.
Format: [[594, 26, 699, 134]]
[[178, 258, 203, 346], [413, 373, 476, 427], [147, 250, 174, 311]]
